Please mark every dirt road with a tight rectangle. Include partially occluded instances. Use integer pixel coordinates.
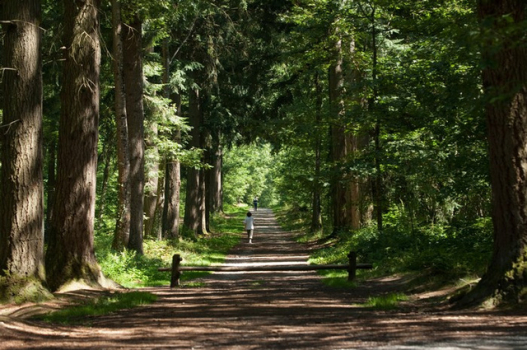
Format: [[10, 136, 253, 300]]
[[1, 208, 527, 349]]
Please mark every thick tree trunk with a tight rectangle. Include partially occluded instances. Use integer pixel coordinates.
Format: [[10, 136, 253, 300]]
[[111, 0, 131, 250], [0, 0, 47, 296], [46, 0, 108, 292], [123, 17, 145, 254], [458, 1, 527, 307]]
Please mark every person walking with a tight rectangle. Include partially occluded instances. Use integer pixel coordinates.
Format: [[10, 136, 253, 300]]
[[253, 197, 258, 211], [243, 211, 255, 243]]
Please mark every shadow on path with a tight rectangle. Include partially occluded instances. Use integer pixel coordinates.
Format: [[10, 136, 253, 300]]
[[1, 209, 527, 349]]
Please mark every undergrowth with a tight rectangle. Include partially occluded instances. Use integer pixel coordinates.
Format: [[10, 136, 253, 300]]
[[95, 204, 247, 288], [275, 207, 493, 288]]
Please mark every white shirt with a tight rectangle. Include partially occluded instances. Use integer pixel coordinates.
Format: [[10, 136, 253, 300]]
[[243, 216, 254, 230]]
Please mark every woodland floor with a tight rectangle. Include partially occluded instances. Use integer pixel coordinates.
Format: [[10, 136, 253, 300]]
[[1, 208, 527, 349]]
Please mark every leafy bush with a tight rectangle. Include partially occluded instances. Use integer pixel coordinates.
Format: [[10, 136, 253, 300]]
[[283, 207, 493, 284]]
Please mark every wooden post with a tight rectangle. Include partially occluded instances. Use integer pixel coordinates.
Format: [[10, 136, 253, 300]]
[[347, 251, 357, 281], [170, 254, 182, 288]]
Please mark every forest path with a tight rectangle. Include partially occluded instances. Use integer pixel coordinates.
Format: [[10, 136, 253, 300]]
[[1, 208, 527, 349]]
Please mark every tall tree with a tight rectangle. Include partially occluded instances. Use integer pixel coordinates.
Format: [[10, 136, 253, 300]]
[[458, 0, 527, 307], [123, 15, 145, 254], [0, 0, 50, 300], [46, 0, 110, 291], [183, 84, 207, 235], [209, 132, 223, 214], [161, 36, 182, 239], [311, 72, 324, 232], [328, 27, 350, 235], [111, 0, 131, 250]]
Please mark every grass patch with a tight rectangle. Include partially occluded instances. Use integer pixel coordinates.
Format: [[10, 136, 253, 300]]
[[33, 291, 157, 324], [361, 293, 408, 310]]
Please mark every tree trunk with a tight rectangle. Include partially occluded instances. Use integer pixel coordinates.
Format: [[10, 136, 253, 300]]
[[311, 72, 323, 232], [183, 87, 203, 235], [199, 167, 209, 235], [163, 157, 181, 239], [46, 140, 56, 238], [123, 17, 145, 254], [144, 122, 159, 238], [346, 38, 364, 231], [111, 0, 131, 250], [0, 0, 47, 297], [96, 140, 112, 228], [457, 0, 527, 307], [328, 32, 350, 235], [46, 0, 107, 292], [162, 41, 182, 240], [368, 7, 383, 233], [209, 132, 223, 214], [144, 42, 160, 238]]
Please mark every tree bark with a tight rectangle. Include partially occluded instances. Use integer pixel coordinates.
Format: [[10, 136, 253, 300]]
[[46, 0, 106, 291], [311, 72, 323, 232], [0, 0, 46, 292], [46, 140, 56, 239], [328, 32, 350, 235], [209, 132, 223, 214], [96, 140, 112, 228], [123, 17, 145, 254], [111, 0, 131, 250], [143, 130, 160, 238], [183, 86, 204, 235], [458, 0, 527, 307], [163, 156, 181, 239], [162, 41, 182, 240]]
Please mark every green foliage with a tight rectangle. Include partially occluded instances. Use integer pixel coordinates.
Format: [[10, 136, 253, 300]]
[[223, 142, 279, 207], [33, 291, 158, 324], [305, 215, 493, 283]]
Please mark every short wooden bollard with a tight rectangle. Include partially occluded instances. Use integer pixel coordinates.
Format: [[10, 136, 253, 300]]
[[159, 251, 372, 288], [348, 251, 357, 281], [170, 254, 182, 288]]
